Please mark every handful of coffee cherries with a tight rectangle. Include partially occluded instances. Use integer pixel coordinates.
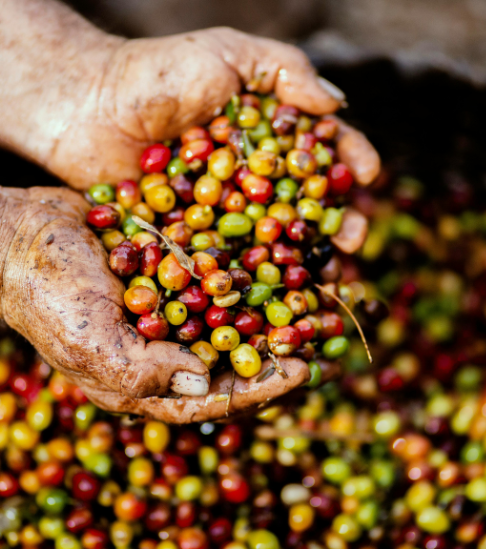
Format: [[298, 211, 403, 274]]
[[86, 92, 373, 385]]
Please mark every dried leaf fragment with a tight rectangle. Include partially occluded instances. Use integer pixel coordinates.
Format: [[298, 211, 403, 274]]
[[132, 216, 202, 280]]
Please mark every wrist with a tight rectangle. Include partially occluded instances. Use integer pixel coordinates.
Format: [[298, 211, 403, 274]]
[[0, 0, 125, 175]]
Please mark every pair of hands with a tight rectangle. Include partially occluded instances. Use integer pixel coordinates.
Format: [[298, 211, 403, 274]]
[[0, 26, 380, 423]]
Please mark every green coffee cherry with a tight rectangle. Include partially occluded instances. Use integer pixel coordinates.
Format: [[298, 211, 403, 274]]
[[88, 183, 115, 204]]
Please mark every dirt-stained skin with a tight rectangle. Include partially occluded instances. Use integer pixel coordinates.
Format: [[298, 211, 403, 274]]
[[0, 187, 345, 423], [0, 2, 380, 423]]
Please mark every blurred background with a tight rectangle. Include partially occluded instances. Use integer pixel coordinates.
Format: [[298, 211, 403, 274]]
[[66, 0, 486, 84]]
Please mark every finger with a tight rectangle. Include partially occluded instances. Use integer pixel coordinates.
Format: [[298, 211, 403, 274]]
[[82, 357, 310, 424], [325, 115, 381, 186], [143, 357, 310, 424], [206, 28, 343, 115], [330, 207, 368, 254]]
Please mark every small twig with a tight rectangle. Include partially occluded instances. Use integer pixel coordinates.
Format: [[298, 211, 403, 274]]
[[269, 352, 288, 379], [153, 290, 164, 317], [316, 284, 373, 364], [247, 71, 267, 92], [226, 369, 236, 417], [254, 425, 375, 443]]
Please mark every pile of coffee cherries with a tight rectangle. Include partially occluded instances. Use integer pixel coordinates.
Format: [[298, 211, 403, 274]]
[[2, 172, 486, 548], [86, 93, 362, 381]]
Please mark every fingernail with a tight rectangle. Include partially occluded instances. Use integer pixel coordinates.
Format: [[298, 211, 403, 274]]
[[170, 371, 209, 396], [318, 77, 346, 103]]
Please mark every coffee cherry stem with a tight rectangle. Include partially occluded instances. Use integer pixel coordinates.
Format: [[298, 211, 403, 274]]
[[315, 284, 373, 364], [154, 289, 164, 316], [226, 369, 236, 418], [246, 71, 267, 92], [131, 215, 202, 280], [269, 352, 288, 379]]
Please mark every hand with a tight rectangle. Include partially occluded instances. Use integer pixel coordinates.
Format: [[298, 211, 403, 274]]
[[41, 27, 380, 190], [0, 187, 341, 423]]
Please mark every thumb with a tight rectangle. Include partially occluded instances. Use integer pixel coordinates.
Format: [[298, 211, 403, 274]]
[[102, 324, 211, 399], [207, 28, 344, 114]]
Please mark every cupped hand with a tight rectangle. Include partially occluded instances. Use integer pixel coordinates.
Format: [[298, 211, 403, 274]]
[[0, 186, 327, 423], [46, 27, 380, 191]]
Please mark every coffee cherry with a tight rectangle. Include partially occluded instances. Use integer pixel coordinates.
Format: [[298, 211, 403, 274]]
[[205, 305, 235, 329], [137, 314, 170, 341], [237, 106, 261, 128], [163, 205, 186, 225], [181, 126, 210, 144], [164, 301, 188, 326], [116, 180, 142, 210], [184, 204, 215, 231], [194, 175, 223, 207], [71, 471, 101, 502], [145, 185, 176, 213], [267, 203, 297, 228], [255, 217, 282, 243], [140, 242, 163, 278], [224, 191, 247, 213], [201, 270, 232, 297], [101, 230, 125, 251], [230, 344, 262, 377], [190, 341, 219, 369], [175, 317, 204, 345], [219, 472, 250, 503], [114, 492, 147, 521], [158, 254, 191, 291], [204, 247, 231, 270], [211, 326, 240, 351], [283, 265, 311, 290], [248, 150, 277, 176], [170, 174, 194, 204], [286, 219, 308, 242], [228, 268, 252, 292], [191, 252, 218, 277], [294, 318, 315, 343], [283, 291, 308, 316], [140, 144, 171, 173], [140, 172, 168, 194], [272, 243, 304, 266], [295, 131, 317, 152], [266, 301, 293, 327], [286, 150, 317, 179], [328, 163, 354, 195], [268, 326, 301, 356], [209, 115, 232, 143], [235, 309, 264, 337], [163, 221, 193, 248], [178, 286, 210, 314], [296, 198, 324, 222], [131, 231, 158, 251], [109, 243, 139, 277], [242, 246, 270, 271], [318, 311, 344, 339], [88, 183, 115, 205], [256, 262, 281, 285], [241, 174, 273, 204], [208, 148, 236, 180], [87, 205, 120, 230], [272, 105, 299, 135], [179, 139, 214, 164]]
